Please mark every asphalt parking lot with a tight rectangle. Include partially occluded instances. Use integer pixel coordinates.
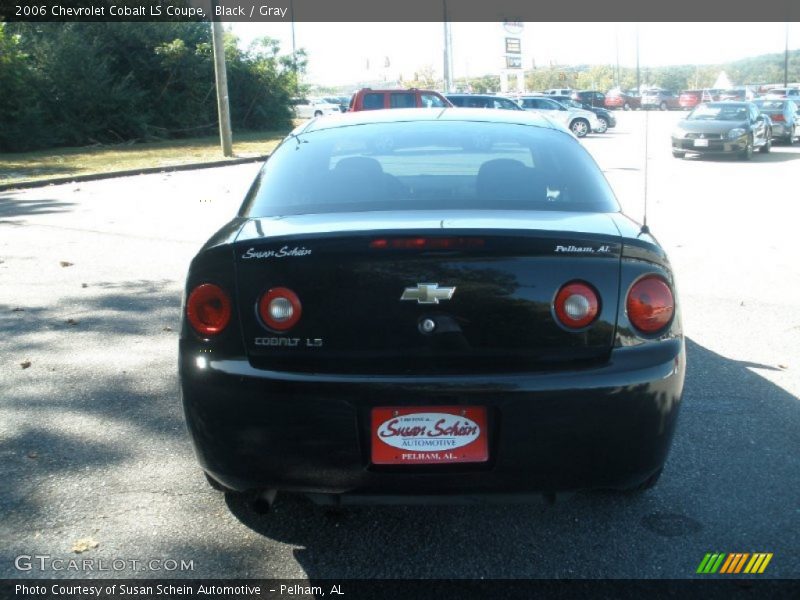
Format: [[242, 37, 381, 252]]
[[1, 110, 798, 579]]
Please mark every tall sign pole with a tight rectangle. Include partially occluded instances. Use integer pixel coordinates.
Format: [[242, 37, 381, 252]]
[[501, 21, 524, 93], [211, 0, 233, 157]]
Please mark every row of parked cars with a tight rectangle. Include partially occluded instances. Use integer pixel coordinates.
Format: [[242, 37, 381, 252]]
[[293, 88, 616, 138], [293, 86, 799, 154], [578, 86, 800, 111]]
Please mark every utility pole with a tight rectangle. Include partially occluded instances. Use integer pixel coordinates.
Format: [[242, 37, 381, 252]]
[[442, 0, 453, 92], [784, 22, 790, 88], [615, 24, 620, 88], [211, 0, 233, 157]]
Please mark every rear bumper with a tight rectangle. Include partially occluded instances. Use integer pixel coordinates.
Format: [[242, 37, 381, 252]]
[[771, 123, 789, 138], [180, 339, 685, 495]]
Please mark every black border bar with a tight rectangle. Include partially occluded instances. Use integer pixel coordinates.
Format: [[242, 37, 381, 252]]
[[3, 579, 800, 600], [2, 0, 799, 22]]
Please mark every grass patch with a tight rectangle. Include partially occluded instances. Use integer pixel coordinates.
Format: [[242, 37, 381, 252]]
[[0, 129, 291, 186]]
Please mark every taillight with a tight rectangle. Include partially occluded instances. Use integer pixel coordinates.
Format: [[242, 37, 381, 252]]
[[186, 283, 231, 336], [771, 114, 785, 122], [554, 282, 600, 329], [370, 237, 485, 250], [626, 276, 674, 334], [259, 287, 302, 331]]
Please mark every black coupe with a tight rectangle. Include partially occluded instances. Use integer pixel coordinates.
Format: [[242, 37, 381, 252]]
[[180, 109, 685, 507]]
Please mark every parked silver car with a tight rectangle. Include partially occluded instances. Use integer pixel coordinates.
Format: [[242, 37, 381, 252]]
[[752, 99, 798, 144], [518, 95, 601, 137], [290, 97, 341, 119]]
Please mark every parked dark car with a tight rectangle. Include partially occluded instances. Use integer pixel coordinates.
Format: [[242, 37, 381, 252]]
[[641, 89, 680, 110], [550, 95, 616, 133], [571, 90, 606, 108], [604, 89, 640, 111], [671, 101, 772, 159], [753, 99, 798, 144], [180, 109, 684, 507], [349, 88, 452, 111], [445, 94, 524, 110]]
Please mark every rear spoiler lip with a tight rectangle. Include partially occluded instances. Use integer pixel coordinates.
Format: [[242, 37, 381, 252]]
[[234, 210, 623, 244]]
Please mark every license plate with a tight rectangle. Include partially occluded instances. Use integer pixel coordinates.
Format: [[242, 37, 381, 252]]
[[694, 138, 709, 147], [371, 406, 489, 465]]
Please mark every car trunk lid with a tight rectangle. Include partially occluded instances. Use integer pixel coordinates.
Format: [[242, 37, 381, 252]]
[[233, 211, 623, 375]]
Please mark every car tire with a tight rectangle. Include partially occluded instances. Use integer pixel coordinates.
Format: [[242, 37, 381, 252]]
[[672, 150, 686, 159], [570, 118, 590, 138], [623, 102, 631, 111], [595, 117, 609, 134], [739, 136, 754, 160], [659, 101, 668, 111], [624, 468, 663, 493], [313, 110, 323, 117], [759, 134, 772, 153]]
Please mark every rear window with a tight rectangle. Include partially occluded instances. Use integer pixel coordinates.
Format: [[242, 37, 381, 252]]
[[755, 100, 785, 110], [240, 120, 620, 217], [390, 93, 416, 108], [421, 93, 447, 108], [361, 93, 384, 110]]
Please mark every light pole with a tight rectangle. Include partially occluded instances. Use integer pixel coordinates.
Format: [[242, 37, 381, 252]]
[[290, 0, 298, 95], [635, 24, 640, 93]]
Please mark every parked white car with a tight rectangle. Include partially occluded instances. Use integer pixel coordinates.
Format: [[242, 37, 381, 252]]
[[517, 95, 601, 138], [544, 88, 573, 96], [290, 97, 341, 119]]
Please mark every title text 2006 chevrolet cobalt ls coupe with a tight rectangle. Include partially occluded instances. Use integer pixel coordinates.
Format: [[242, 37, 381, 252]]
[[180, 109, 685, 506]]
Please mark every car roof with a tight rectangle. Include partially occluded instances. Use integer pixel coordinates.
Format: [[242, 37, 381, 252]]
[[703, 101, 751, 107], [355, 88, 435, 93], [296, 108, 564, 134], [446, 94, 517, 100]]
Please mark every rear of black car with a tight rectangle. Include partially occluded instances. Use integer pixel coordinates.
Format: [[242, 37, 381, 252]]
[[179, 113, 684, 500]]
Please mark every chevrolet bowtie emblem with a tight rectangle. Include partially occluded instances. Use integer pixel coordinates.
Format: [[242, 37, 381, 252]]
[[400, 283, 456, 304]]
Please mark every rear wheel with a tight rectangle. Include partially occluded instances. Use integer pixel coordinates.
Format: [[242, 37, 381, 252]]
[[570, 118, 590, 138], [314, 110, 323, 117], [595, 117, 609, 134], [623, 102, 631, 111], [759, 134, 772, 153], [659, 101, 668, 111]]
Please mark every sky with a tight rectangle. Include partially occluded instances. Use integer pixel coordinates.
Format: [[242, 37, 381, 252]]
[[230, 22, 796, 88]]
